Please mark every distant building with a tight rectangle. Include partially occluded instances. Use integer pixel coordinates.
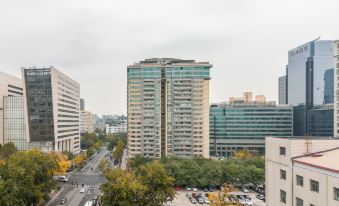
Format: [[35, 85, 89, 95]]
[[278, 75, 287, 104], [22, 67, 80, 153], [265, 136, 339, 206], [334, 41, 339, 137], [229, 92, 266, 104], [127, 58, 212, 158], [0, 71, 23, 145], [210, 101, 293, 157], [324, 69, 334, 104], [80, 110, 94, 134], [80, 98, 85, 110], [106, 115, 127, 134]]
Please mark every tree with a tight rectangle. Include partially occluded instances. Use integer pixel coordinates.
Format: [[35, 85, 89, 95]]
[[113, 140, 125, 162], [0, 142, 17, 160], [53, 153, 71, 175], [100, 169, 146, 206], [0, 149, 59, 205], [136, 161, 175, 206], [234, 150, 254, 159], [74, 153, 87, 167]]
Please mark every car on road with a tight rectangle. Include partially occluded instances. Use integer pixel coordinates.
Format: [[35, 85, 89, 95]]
[[198, 197, 204, 204], [80, 188, 86, 193], [59, 198, 67, 204], [57, 176, 68, 182]]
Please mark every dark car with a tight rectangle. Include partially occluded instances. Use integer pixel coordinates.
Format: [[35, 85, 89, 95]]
[[59, 198, 67, 204]]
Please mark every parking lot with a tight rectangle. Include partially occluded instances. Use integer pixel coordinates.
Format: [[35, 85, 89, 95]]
[[170, 190, 266, 206]]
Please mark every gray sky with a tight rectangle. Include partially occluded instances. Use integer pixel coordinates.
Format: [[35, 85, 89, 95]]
[[0, 0, 338, 115]]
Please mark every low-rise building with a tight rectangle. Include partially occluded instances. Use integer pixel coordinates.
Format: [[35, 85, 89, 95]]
[[210, 101, 293, 157], [106, 115, 127, 134], [265, 136, 339, 206]]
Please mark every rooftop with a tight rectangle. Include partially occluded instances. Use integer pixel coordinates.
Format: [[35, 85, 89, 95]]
[[267, 136, 338, 140], [293, 147, 339, 174], [128, 58, 212, 68]]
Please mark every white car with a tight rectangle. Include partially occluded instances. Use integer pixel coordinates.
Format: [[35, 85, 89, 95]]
[[203, 197, 210, 204], [192, 187, 198, 192], [80, 188, 86, 193]]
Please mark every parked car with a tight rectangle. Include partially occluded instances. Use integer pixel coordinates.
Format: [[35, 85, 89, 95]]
[[198, 197, 204, 204], [203, 188, 209, 192], [242, 187, 250, 193], [175, 186, 182, 191], [80, 188, 86, 193], [185, 187, 192, 191], [192, 187, 198, 192], [186, 193, 192, 198], [59, 198, 67, 204], [190, 197, 197, 204], [244, 199, 253, 206], [203, 197, 210, 204], [256, 194, 265, 200], [243, 195, 251, 201]]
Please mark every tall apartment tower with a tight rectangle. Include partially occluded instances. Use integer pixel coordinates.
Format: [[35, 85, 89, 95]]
[[127, 58, 212, 158], [0, 71, 23, 145], [22, 67, 80, 154], [334, 40, 339, 137]]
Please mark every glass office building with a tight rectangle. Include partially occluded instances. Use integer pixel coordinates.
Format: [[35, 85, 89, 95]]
[[324, 68, 334, 104], [279, 75, 287, 105], [288, 39, 334, 106], [306, 105, 333, 137], [209, 101, 293, 157], [127, 58, 212, 158]]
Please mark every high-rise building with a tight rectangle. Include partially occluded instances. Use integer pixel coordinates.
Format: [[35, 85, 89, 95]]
[[0, 71, 23, 145], [22, 67, 80, 154], [265, 136, 339, 206], [288, 38, 334, 106], [334, 40, 339, 137], [210, 101, 293, 156], [127, 58, 212, 158], [324, 68, 334, 104], [278, 75, 287, 104]]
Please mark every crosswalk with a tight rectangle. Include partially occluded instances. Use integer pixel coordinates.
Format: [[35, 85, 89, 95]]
[[72, 172, 102, 176], [62, 184, 100, 188]]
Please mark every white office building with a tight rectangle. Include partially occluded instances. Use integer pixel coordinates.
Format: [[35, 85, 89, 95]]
[[22, 67, 81, 154], [265, 136, 339, 206]]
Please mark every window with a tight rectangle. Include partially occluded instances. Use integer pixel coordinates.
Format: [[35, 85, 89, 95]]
[[334, 187, 339, 201], [280, 147, 286, 155], [296, 197, 303, 206], [310, 180, 319, 193], [310, 204, 315, 206], [280, 190, 286, 203], [280, 169, 286, 180], [296, 175, 303, 186]]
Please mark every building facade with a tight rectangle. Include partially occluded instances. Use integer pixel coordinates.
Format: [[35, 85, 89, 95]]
[[279, 75, 287, 105], [127, 58, 211, 158], [0, 71, 23, 145], [22, 67, 80, 153], [335, 41, 339, 137], [265, 136, 339, 206], [210, 101, 293, 157], [306, 105, 334, 137]]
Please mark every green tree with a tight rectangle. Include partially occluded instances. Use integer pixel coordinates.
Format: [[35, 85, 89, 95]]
[[113, 140, 125, 162], [136, 161, 175, 206], [0, 142, 17, 160], [100, 169, 146, 206]]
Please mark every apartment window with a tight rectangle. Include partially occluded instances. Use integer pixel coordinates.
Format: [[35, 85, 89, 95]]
[[334, 187, 339, 201], [280, 147, 286, 155], [280, 169, 286, 180], [296, 175, 303, 186], [296, 197, 303, 206], [280, 190, 286, 203], [310, 180, 319, 193]]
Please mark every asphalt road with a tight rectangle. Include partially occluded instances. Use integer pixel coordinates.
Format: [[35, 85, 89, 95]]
[[47, 147, 109, 206]]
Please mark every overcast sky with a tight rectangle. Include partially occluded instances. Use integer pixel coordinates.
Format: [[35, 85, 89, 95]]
[[0, 0, 338, 115]]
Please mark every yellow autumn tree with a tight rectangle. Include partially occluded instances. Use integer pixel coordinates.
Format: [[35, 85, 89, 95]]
[[53, 152, 71, 175], [74, 153, 87, 167]]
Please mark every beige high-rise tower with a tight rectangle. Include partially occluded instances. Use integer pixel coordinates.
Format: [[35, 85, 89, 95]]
[[127, 58, 212, 158]]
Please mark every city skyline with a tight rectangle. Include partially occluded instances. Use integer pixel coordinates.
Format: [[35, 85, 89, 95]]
[[0, 0, 339, 115]]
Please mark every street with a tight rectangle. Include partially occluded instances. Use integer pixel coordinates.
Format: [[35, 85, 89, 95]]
[[47, 147, 109, 206]]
